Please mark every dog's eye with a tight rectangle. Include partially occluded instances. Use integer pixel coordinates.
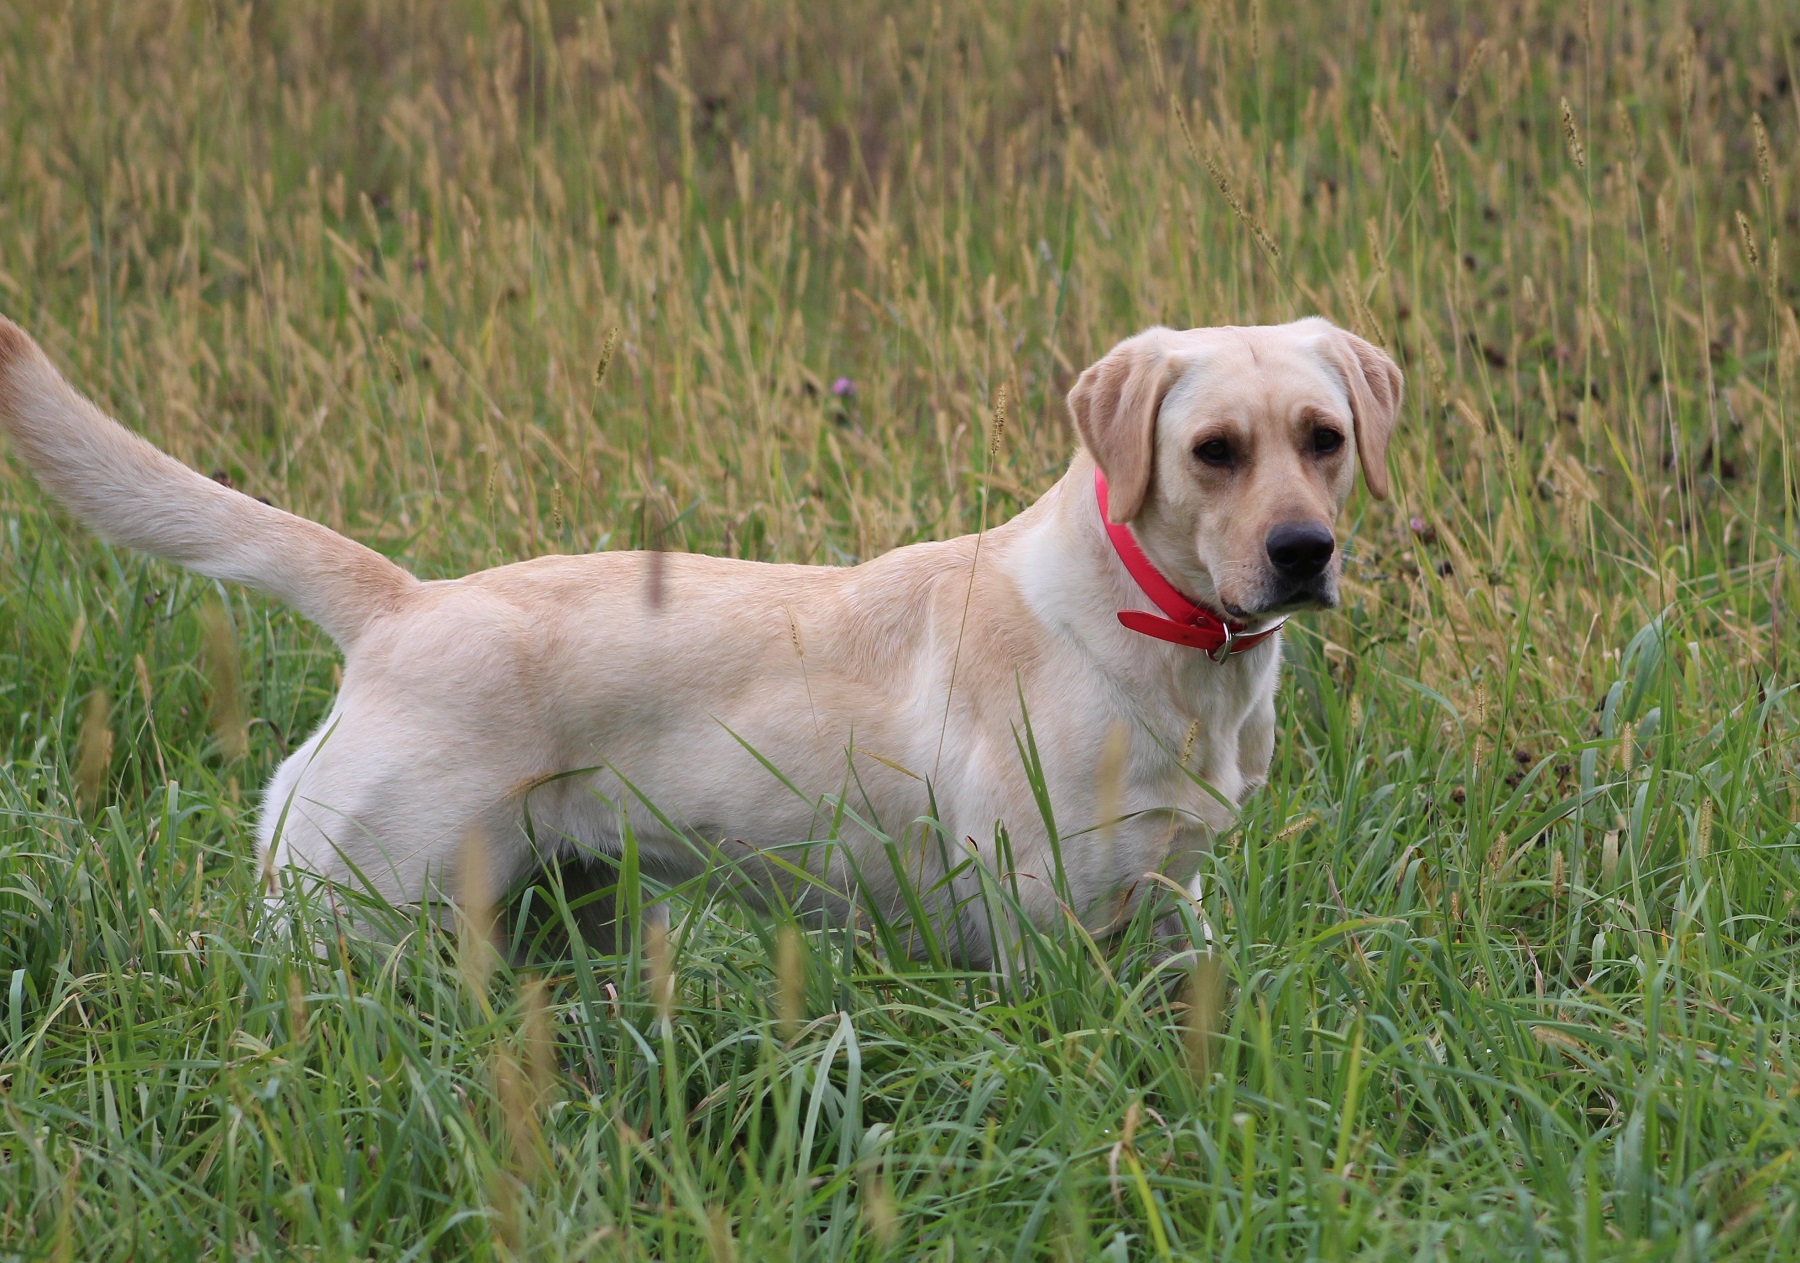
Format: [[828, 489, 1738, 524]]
[[1193, 438, 1233, 466], [1312, 428, 1345, 455]]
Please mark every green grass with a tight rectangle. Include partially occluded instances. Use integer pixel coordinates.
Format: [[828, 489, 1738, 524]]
[[4, 0, 1800, 1257]]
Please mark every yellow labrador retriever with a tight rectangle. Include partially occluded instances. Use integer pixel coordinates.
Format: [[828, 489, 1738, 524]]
[[0, 316, 1399, 967]]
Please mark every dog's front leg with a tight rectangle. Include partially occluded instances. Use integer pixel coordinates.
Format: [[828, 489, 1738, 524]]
[[1149, 870, 1216, 960]]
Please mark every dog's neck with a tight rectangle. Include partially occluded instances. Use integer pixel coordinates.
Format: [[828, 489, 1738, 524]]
[[995, 454, 1277, 694]]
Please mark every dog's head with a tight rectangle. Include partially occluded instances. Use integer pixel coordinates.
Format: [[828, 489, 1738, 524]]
[[1069, 318, 1403, 620]]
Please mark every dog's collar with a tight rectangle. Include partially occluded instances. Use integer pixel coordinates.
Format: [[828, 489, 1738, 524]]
[[1093, 467, 1285, 661]]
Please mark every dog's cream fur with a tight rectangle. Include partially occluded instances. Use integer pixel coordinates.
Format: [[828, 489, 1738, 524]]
[[0, 316, 1400, 966]]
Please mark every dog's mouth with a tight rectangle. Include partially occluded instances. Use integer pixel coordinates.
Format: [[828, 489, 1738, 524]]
[[1222, 579, 1339, 622]]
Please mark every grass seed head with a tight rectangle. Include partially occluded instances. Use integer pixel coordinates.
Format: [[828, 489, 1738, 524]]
[[594, 327, 620, 390], [492, 1046, 542, 1198], [1170, 94, 1203, 172], [286, 972, 308, 1044], [1371, 103, 1401, 163], [706, 1206, 737, 1263], [1431, 143, 1452, 212], [1248, 215, 1282, 262], [1191, 126, 1281, 261], [1613, 100, 1637, 159], [483, 1159, 519, 1257], [776, 923, 806, 1040], [1454, 39, 1488, 101], [1423, 339, 1450, 403], [646, 919, 676, 1023], [1137, 1, 1166, 98], [1278, 812, 1320, 842], [1346, 286, 1385, 347], [643, 503, 668, 609], [1735, 210, 1760, 274], [133, 653, 154, 707], [1752, 113, 1772, 187], [1095, 722, 1129, 840], [199, 600, 248, 762], [521, 978, 555, 1104], [1054, 1180, 1093, 1260], [380, 337, 404, 384], [1181, 954, 1224, 1082], [1487, 832, 1508, 876], [1201, 147, 1244, 217], [1178, 717, 1200, 768], [457, 829, 498, 999], [52, 1150, 80, 1263], [881, 14, 901, 83], [862, 1169, 897, 1247], [667, 21, 687, 93], [1676, 33, 1695, 112], [1364, 218, 1388, 275], [1560, 98, 1586, 170], [988, 382, 1009, 459], [75, 688, 113, 813]]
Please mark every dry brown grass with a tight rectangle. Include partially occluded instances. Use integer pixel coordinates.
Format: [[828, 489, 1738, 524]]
[[3, 3, 1793, 733]]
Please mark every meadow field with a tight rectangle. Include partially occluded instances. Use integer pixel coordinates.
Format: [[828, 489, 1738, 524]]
[[2, 0, 1799, 1257]]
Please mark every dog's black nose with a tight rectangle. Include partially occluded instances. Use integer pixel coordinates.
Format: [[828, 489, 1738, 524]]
[[1265, 522, 1335, 580]]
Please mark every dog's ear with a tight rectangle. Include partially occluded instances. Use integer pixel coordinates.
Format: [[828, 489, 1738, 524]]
[[1324, 328, 1405, 500], [1068, 334, 1184, 524]]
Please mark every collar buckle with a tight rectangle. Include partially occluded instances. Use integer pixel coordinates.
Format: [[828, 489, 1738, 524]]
[[1207, 624, 1241, 664]]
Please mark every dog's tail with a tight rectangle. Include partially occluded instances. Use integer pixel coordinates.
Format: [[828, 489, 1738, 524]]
[[0, 317, 416, 647]]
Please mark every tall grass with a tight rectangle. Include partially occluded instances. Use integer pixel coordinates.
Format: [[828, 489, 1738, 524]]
[[2, 0, 1798, 1257]]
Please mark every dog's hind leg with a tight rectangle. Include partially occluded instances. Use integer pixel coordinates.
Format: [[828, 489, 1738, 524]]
[[255, 717, 540, 943]]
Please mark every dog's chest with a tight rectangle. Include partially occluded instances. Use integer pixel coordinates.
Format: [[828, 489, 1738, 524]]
[[1048, 667, 1266, 932], [1141, 652, 1274, 818]]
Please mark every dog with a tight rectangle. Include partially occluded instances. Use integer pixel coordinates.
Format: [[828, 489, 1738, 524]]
[[0, 316, 1400, 968]]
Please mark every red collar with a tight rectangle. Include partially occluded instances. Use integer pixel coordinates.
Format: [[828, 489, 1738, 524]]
[[1094, 467, 1285, 660]]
